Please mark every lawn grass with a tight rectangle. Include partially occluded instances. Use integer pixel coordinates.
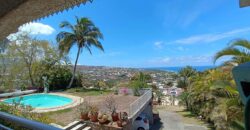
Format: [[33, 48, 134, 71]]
[[177, 110, 197, 118], [44, 106, 80, 126], [177, 110, 215, 130], [64, 87, 112, 97], [45, 107, 73, 115]]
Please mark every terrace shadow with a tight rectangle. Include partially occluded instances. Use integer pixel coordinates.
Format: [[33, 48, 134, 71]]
[[150, 119, 163, 130]]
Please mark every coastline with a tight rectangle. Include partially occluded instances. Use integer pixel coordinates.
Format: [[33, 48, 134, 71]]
[[144, 65, 216, 72]]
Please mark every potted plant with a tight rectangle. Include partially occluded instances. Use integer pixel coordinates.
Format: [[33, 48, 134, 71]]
[[117, 112, 128, 127], [98, 112, 110, 124], [88, 105, 99, 122], [111, 109, 119, 122], [77, 100, 90, 120], [117, 120, 122, 127], [80, 109, 90, 120], [104, 95, 119, 122]]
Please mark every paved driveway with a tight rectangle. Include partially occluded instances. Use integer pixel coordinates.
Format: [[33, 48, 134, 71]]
[[150, 109, 207, 130]]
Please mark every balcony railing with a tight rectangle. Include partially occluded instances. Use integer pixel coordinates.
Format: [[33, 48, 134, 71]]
[[128, 89, 152, 118], [0, 111, 61, 130]]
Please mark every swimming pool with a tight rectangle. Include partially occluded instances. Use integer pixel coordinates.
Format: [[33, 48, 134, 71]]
[[3, 94, 73, 108]]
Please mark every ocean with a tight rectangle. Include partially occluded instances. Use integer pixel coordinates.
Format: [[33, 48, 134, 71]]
[[145, 66, 215, 73]]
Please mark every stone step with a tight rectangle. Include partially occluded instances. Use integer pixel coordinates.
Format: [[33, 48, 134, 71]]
[[63, 120, 81, 130], [50, 123, 64, 129], [71, 123, 86, 130], [82, 126, 91, 130]]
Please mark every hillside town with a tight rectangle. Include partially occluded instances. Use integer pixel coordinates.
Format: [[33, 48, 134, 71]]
[[76, 65, 178, 88]]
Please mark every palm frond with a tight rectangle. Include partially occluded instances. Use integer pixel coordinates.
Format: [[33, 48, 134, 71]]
[[59, 21, 74, 31], [79, 17, 94, 27], [56, 32, 76, 54], [86, 27, 104, 39], [85, 36, 104, 52], [232, 56, 250, 64], [221, 61, 238, 67], [85, 45, 92, 55], [230, 39, 250, 50], [213, 47, 249, 64]]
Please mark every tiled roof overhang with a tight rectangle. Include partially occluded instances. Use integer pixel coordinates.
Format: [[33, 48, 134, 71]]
[[0, 0, 91, 40], [240, 0, 250, 8]]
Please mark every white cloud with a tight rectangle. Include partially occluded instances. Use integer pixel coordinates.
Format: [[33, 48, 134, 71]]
[[95, 51, 123, 58], [148, 55, 213, 66], [148, 57, 171, 64], [154, 41, 164, 49], [7, 22, 55, 41], [177, 46, 187, 51], [178, 56, 211, 63], [19, 22, 55, 35], [105, 52, 122, 57], [174, 27, 250, 44], [162, 57, 170, 63], [180, 11, 201, 28]]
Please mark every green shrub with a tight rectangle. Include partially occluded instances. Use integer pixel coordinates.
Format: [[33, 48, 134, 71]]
[[37, 65, 81, 90], [0, 102, 52, 129]]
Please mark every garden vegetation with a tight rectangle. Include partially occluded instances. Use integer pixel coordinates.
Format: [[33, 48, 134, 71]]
[[178, 39, 250, 130]]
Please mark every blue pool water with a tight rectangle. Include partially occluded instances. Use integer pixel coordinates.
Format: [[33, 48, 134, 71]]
[[3, 94, 73, 108]]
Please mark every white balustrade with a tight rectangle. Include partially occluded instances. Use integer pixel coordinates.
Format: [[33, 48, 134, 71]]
[[128, 89, 152, 118]]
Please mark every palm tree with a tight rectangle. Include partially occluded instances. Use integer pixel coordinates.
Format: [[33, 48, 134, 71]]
[[178, 66, 197, 90], [56, 17, 104, 88], [179, 66, 197, 79], [214, 39, 250, 66]]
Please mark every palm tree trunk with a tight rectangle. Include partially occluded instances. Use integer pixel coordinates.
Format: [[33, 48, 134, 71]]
[[67, 47, 81, 88]]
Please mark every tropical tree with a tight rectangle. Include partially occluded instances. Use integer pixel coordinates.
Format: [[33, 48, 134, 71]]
[[214, 39, 250, 66], [56, 17, 104, 88], [178, 68, 244, 130], [95, 80, 107, 90], [34, 48, 72, 90], [8, 34, 52, 87], [131, 72, 152, 83], [179, 66, 197, 79], [0, 39, 9, 87], [130, 72, 151, 96], [177, 66, 197, 90]]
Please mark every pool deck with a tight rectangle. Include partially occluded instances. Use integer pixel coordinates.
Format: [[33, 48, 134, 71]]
[[1, 93, 83, 113]]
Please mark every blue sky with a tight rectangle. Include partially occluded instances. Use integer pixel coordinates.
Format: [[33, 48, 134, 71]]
[[10, 0, 250, 67]]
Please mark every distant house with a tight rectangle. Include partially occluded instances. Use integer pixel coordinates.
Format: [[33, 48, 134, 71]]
[[159, 85, 164, 89], [161, 86, 183, 96], [162, 89, 168, 96], [169, 86, 183, 96]]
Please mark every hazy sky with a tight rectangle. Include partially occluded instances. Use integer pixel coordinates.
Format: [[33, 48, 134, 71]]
[[9, 0, 250, 67]]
